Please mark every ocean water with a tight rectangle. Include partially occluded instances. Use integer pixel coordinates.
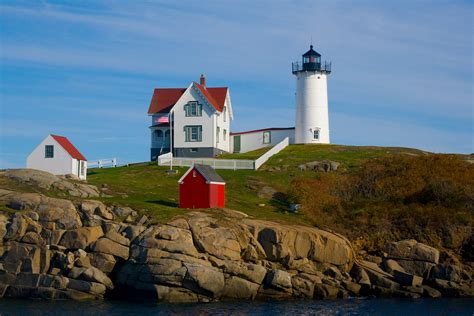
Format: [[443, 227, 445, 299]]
[[0, 298, 473, 316]]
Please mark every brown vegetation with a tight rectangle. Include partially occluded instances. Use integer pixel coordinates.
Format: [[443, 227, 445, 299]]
[[288, 155, 474, 260]]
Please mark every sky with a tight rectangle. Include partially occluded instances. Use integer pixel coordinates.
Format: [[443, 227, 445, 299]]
[[0, 0, 473, 168]]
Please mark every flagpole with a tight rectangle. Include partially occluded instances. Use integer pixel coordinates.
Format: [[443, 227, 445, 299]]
[[169, 111, 173, 171]]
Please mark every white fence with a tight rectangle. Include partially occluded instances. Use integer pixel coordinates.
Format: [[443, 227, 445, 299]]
[[158, 154, 254, 170], [88, 158, 117, 168], [255, 137, 289, 169], [157, 137, 289, 170]]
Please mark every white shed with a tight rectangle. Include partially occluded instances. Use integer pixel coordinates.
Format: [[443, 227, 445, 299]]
[[26, 134, 88, 180]]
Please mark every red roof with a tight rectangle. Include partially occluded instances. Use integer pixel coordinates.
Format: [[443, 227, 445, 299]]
[[148, 88, 186, 114], [230, 127, 295, 136], [51, 135, 87, 161], [193, 82, 227, 112], [147, 84, 228, 114]]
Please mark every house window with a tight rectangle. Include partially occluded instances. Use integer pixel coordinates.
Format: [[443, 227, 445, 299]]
[[45, 145, 54, 158], [184, 101, 202, 117], [313, 129, 320, 140], [80, 161, 85, 176], [223, 106, 227, 122], [223, 129, 227, 141], [193, 171, 197, 177], [263, 131, 271, 144], [184, 125, 202, 142], [190, 148, 198, 153], [216, 127, 220, 143]]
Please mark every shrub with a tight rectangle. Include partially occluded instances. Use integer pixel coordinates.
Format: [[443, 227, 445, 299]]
[[287, 174, 342, 227], [287, 154, 473, 253]]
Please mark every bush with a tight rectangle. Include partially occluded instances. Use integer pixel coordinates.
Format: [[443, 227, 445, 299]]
[[287, 174, 342, 227], [288, 154, 473, 254]]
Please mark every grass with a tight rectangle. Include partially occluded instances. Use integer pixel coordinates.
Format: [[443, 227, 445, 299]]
[[262, 144, 425, 169], [85, 144, 431, 225], [86, 163, 308, 225], [218, 147, 271, 160]]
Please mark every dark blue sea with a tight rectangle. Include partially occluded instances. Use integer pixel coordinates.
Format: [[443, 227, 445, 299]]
[[0, 298, 473, 315]]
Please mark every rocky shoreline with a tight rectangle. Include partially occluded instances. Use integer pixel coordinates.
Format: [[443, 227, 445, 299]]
[[0, 172, 473, 302]]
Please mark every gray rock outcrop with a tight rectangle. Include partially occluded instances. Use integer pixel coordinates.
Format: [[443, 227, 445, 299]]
[[0, 188, 472, 302]]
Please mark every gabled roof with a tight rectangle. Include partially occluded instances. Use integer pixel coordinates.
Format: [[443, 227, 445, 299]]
[[148, 88, 187, 114], [192, 82, 227, 112], [148, 84, 228, 114], [178, 164, 225, 184], [51, 135, 87, 161]]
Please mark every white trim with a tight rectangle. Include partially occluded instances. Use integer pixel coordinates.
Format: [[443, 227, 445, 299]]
[[178, 165, 194, 183], [226, 90, 234, 121], [192, 83, 220, 113], [207, 181, 225, 185]]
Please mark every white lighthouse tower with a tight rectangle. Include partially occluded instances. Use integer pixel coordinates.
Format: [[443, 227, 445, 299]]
[[292, 45, 331, 144]]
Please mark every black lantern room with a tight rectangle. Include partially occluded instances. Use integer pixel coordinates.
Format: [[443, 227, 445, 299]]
[[302, 45, 321, 70], [292, 45, 331, 74]]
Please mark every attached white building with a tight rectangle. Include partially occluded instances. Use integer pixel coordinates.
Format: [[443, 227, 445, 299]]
[[148, 75, 233, 159], [26, 134, 88, 180], [230, 128, 295, 153]]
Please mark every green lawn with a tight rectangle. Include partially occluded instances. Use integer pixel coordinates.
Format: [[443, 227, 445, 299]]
[[218, 147, 271, 160], [262, 144, 424, 169], [85, 144, 427, 224], [86, 163, 308, 225]]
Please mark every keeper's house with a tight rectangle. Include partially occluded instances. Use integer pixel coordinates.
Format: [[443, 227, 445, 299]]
[[148, 75, 233, 160], [26, 134, 88, 180]]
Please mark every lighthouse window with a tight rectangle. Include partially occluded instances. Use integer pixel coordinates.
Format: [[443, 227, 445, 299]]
[[313, 129, 320, 140]]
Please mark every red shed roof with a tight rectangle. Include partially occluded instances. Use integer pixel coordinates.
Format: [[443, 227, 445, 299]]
[[148, 84, 228, 114], [178, 164, 225, 184], [51, 134, 87, 161]]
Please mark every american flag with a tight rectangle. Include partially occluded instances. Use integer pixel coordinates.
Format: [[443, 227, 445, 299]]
[[155, 114, 169, 124]]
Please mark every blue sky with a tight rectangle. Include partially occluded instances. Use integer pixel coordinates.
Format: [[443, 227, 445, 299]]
[[0, 0, 472, 168]]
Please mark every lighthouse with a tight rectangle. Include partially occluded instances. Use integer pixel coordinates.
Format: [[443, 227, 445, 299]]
[[292, 45, 331, 144]]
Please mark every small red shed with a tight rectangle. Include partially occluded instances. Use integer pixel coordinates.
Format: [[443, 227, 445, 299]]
[[178, 164, 225, 208]]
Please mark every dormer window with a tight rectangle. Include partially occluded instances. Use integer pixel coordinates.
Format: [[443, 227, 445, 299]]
[[45, 145, 54, 158], [185, 101, 202, 117]]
